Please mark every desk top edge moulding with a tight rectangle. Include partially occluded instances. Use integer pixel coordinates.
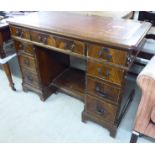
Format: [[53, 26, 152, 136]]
[[7, 11, 151, 138]]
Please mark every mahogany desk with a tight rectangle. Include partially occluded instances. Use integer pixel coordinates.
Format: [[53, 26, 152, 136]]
[[7, 12, 151, 137], [0, 21, 15, 90]]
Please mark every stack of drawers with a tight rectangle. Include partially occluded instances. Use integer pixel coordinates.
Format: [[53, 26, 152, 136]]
[[82, 43, 130, 137], [14, 40, 42, 94], [10, 26, 43, 99]]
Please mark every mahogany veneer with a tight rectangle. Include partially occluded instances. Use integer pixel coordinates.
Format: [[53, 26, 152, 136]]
[[7, 12, 151, 137]]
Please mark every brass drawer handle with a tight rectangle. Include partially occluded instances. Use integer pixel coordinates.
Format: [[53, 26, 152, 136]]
[[95, 103, 105, 115], [98, 50, 103, 57], [69, 43, 75, 51], [38, 35, 42, 42], [98, 48, 112, 61], [127, 56, 132, 64], [20, 31, 24, 38], [107, 54, 112, 61], [32, 47, 35, 51], [64, 41, 75, 51], [19, 44, 24, 49], [27, 75, 33, 83], [97, 68, 110, 79], [38, 35, 47, 44], [24, 58, 30, 66], [102, 47, 109, 52], [16, 29, 22, 37], [95, 84, 108, 98], [42, 37, 47, 44]]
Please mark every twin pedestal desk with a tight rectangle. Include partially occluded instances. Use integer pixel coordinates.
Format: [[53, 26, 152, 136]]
[[7, 12, 151, 137]]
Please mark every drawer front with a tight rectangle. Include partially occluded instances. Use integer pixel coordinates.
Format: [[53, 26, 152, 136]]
[[14, 41, 35, 56], [87, 44, 127, 65], [86, 76, 121, 103], [69, 40, 85, 55], [31, 31, 49, 44], [30, 31, 85, 55], [87, 61, 124, 85], [22, 70, 40, 89], [10, 26, 30, 39], [85, 95, 117, 122], [19, 55, 37, 71], [24, 43, 35, 56]]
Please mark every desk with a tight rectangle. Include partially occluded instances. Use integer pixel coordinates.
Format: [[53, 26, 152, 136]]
[[0, 22, 15, 90], [72, 11, 134, 19], [7, 12, 151, 137]]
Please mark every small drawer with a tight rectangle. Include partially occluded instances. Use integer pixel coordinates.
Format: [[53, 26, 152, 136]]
[[85, 95, 117, 122], [10, 26, 21, 36], [31, 31, 49, 44], [72, 40, 85, 55], [19, 55, 37, 71], [14, 41, 35, 56], [87, 44, 127, 65], [22, 70, 40, 89], [10, 26, 30, 39], [86, 76, 121, 103], [24, 44, 35, 56], [14, 41, 24, 52], [87, 60, 124, 85]]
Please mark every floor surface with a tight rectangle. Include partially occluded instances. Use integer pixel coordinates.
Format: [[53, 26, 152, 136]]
[[0, 70, 155, 143]]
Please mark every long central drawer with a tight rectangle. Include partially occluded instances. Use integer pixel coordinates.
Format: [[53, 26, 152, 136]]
[[10, 26, 86, 56]]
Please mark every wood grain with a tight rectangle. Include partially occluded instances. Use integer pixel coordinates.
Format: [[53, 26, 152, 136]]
[[7, 12, 151, 50]]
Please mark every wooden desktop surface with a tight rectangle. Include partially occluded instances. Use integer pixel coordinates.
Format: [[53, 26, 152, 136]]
[[7, 12, 151, 50]]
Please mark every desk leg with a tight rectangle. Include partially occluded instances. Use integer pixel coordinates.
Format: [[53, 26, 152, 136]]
[[0, 46, 16, 91], [2, 63, 16, 91]]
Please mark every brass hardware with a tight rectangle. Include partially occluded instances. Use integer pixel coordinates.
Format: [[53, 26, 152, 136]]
[[102, 47, 109, 52], [107, 54, 112, 61], [97, 68, 110, 79], [24, 59, 30, 66], [42, 37, 47, 44], [95, 103, 105, 115], [127, 56, 132, 65], [70, 43, 75, 51], [32, 47, 35, 51], [98, 50, 103, 57], [20, 31, 24, 38], [27, 75, 33, 83], [19, 44, 23, 49], [16, 29, 22, 36], [95, 84, 108, 98], [38, 35, 42, 42], [38, 35, 47, 44]]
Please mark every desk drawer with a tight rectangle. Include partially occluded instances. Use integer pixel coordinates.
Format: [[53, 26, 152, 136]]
[[19, 55, 37, 71], [87, 44, 127, 65], [10, 26, 30, 39], [86, 76, 121, 103], [87, 60, 124, 85], [22, 70, 40, 89], [14, 41, 35, 56], [85, 95, 117, 123], [30, 31, 85, 55], [24, 44, 35, 56], [55, 36, 85, 55]]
